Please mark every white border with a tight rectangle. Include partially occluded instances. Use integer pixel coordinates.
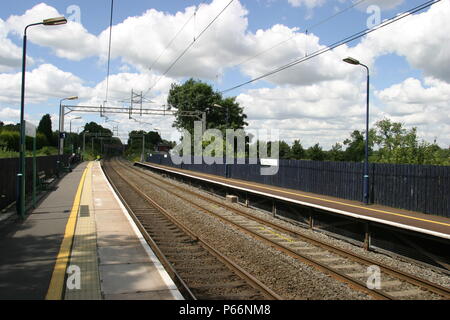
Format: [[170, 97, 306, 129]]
[[138, 162, 450, 240], [98, 162, 184, 300]]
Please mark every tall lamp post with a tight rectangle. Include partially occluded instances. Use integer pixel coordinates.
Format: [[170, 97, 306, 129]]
[[213, 103, 231, 178], [69, 116, 81, 134], [58, 96, 78, 176], [18, 16, 67, 218], [214, 103, 229, 128], [343, 56, 370, 205], [69, 116, 81, 153]]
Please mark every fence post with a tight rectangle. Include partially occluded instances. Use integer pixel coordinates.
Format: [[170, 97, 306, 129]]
[[363, 222, 371, 251]]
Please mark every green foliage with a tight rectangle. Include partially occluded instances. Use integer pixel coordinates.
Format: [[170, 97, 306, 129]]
[[36, 146, 57, 156], [328, 143, 345, 162], [126, 130, 162, 155], [82, 122, 113, 136], [278, 141, 291, 159], [342, 129, 375, 162], [0, 146, 18, 158], [0, 130, 19, 151], [372, 118, 448, 165], [167, 78, 248, 134], [37, 114, 54, 146], [307, 143, 326, 161], [290, 140, 305, 160]]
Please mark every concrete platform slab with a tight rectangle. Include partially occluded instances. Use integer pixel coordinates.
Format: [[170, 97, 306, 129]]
[[0, 162, 88, 300], [98, 245, 151, 265], [99, 263, 168, 295], [104, 290, 178, 300]]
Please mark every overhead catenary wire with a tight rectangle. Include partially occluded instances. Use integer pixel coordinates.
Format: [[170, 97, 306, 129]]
[[148, 10, 197, 72], [221, 0, 441, 94], [143, 0, 235, 99], [230, 0, 369, 71]]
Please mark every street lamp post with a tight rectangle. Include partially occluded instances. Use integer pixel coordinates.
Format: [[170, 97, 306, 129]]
[[343, 57, 370, 205], [214, 103, 229, 128], [83, 130, 89, 154], [69, 116, 81, 134], [213, 103, 231, 178], [69, 116, 81, 153], [17, 16, 67, 218], [58, 96, 78, 176]]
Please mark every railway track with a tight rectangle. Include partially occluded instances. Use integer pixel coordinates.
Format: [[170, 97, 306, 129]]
[[115, 158, 450, 300], [102, 159, 282, 300]]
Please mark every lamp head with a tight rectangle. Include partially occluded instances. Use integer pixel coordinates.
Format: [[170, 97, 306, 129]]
[[43, 17, 67, 26], [67, 96, 78, 100], [343, 57, 360, 65]]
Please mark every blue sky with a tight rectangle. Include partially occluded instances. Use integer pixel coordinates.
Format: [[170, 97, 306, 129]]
[[0, 0, 449, 147]]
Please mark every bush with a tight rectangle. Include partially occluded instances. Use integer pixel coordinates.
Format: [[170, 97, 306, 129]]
[[0, 130, 19, 151]]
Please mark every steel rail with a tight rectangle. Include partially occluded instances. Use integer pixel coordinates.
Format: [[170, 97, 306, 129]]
[[114, 159, 392, 299], [102, 160, 197, 300], [132, 161, 450, 299], [127, 159, 450, 300], [103, 160, 282, 300]]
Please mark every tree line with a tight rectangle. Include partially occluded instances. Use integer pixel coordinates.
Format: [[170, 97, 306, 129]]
[[168, 79, 449, 166], [274, 118, 450, 165], [0, 115, 122, 159]]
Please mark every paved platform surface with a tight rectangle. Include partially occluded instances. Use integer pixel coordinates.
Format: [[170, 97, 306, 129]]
[[136, 162, 450, 239], [0, 161, 182, 300], [0, 162, 88, 299]]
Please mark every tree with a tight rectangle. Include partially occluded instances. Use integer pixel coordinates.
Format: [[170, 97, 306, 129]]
[[373, 118, 432, 164], [328, 143, 345, 162], [278, 141, 291, 159], [82, 122, 112, 135], [37, 114, 54, 147], [307, 143, 326, 161], [290, 140, 305, 160], [167, 78, 247, 134], [127, 130, 162, 153], [0, 130, 19, 151]]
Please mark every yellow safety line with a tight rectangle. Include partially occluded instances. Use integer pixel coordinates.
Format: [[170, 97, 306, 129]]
[[45, 162, 91, 300], [151, 163, 450, 228], [259, 226, 294, 243]]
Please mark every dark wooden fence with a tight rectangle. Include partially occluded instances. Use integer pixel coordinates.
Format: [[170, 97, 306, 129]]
[[147, 154, 450, 218], [0, 155, 69, 210]]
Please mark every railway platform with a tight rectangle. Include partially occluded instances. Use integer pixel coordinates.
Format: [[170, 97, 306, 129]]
[[135, 162, 450, 240], [0, 161, 182, 300]]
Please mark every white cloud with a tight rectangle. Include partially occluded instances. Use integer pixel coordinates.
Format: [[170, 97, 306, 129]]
[[375, 77, 450, 144], [288, 0, 326, 9], [290, 0, 404, 11], [1, 1, 448, 147], [0, 18, 31, 72], [355, 0, 405, 11], [355, 0, 450, 83], [0, 63, 88, 105], [0, 107, 20, 120], [6, 3, 99, 61], [99, 0, 250, 79], [236, 79, 387, 147]]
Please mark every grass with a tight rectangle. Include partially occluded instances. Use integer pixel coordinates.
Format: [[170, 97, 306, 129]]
[[0, 146, 60, 158]]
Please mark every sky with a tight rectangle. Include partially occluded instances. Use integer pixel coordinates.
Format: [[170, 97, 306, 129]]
[[0, 0, 449, 148]]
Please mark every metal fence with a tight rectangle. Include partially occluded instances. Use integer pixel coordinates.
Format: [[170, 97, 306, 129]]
[[0, 155, 69, 210], [146, 154, 450, 218]]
